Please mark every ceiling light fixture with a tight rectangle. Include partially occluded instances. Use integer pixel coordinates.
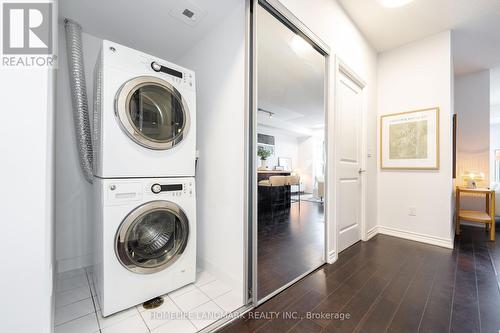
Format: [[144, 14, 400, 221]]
[[379, 0, 414, 8], [258, 108, 274, 119]]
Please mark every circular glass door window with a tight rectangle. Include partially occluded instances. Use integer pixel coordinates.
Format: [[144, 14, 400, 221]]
[[115, 76, 190, 150], [115, 201, 189, 274]]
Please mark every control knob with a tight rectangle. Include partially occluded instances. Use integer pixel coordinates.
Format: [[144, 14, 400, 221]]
[[151, 183, 161, 194], [151, 61, 161, 72]]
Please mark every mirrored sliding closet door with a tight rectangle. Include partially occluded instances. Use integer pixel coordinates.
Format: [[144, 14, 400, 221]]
[[254, 1, 327, 302]]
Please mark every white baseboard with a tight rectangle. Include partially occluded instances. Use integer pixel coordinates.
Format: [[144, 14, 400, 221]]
[[57, 253, 93, 273], [327, 250, 337, 264], [365, 226, 378, 241], [376, 225, 454, 249]]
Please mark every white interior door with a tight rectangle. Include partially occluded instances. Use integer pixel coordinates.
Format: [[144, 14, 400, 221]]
[[336, 69, 363, 253]]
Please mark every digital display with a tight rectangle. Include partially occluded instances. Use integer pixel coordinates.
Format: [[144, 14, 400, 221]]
[[160, 184, 183, 192], [162, 66, 183, 78], [151, 62, 183, 78]]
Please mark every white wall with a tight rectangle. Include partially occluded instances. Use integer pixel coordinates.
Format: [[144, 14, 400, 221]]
[[277, 0, 378, 255], [492, 105, 500, 124], [377, 31, 454, 247], [297, 136, 315, 193], [257, 125, 299, 170], [455, 71, 490, 186], [1, 69, 55, 331], [178, 2, 246, 292], [56, 26, 101, 272], [297, 130, 325, 194]]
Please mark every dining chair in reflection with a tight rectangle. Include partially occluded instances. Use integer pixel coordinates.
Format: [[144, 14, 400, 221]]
[[287, 175, 301, 211], [259, 175, 289, 223]]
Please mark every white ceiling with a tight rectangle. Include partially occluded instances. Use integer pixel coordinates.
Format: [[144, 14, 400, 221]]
[[59, 0, 240, 61], [257, 5, 325, 136], [338, 0, 500, 75]]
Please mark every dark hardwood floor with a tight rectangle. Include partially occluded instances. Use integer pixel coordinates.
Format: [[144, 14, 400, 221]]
[[221, 224, 500, 333], [258, 199, 325, 299]]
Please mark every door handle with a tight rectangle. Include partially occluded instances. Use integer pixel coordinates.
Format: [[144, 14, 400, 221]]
[[358, 169, 366, 174]]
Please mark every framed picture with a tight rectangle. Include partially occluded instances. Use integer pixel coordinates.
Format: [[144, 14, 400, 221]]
[[380, 107, 440, 170], [278, 157, 292, 171]]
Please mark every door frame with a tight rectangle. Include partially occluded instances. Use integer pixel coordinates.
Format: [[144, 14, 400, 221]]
[[248, 0, 332, 306], [333, 59, 368, 259]]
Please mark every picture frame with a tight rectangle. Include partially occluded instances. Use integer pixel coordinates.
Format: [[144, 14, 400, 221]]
[[380, 107, 440, 170], [278, 157, 292, 171]]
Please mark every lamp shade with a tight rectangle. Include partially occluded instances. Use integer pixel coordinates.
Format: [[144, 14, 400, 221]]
[[462, 170, 485, 189], [462, 170, 485, 181]]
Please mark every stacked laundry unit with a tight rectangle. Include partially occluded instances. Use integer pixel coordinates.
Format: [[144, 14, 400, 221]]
[[92, 40, 197, 316]]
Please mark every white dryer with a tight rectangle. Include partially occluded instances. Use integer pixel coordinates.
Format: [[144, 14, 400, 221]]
[[93, 177, 196, 316], [93, 40, 196, 178]]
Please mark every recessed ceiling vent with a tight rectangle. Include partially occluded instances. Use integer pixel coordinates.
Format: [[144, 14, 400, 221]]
[[169, 1, 207, 27], [182, 9, 195, 19]]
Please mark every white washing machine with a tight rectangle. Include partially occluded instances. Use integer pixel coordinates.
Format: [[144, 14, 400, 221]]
[[93, 177, 196, 316], [93, 40, 196, 178]]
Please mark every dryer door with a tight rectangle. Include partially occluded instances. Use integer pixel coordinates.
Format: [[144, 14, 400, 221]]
[[115, 200, 190, 274], [115, 76, 190, 150]]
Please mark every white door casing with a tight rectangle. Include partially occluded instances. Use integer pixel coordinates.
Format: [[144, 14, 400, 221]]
[[336, 63, 365, 253]]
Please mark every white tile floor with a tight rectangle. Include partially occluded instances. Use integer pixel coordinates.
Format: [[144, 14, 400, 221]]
[[54, 268, 243, 333]]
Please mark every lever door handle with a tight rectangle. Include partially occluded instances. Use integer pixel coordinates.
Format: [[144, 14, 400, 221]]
[[358, 169, 366, 174]]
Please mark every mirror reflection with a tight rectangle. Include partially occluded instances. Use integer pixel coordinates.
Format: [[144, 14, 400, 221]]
[[256, 4, 326, 301]]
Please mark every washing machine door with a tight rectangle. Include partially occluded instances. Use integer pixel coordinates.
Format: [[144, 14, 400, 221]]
[[115, 201, 190, 274], [115, 76, 190, 150]]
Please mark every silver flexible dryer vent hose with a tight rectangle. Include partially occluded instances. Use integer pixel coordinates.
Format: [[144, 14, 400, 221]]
[[64, 18, 93, 183]]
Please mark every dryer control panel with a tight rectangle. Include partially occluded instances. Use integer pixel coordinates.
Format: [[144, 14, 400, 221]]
[[103, 40, 195, 91], [149, 181, 193, 197], [150, 61, 194, 88]]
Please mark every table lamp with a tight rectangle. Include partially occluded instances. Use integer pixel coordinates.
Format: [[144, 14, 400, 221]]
[[462, 170, 485, 189]]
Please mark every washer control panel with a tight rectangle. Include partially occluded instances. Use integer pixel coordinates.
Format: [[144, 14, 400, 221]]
[[149, 181, 193, 197]]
